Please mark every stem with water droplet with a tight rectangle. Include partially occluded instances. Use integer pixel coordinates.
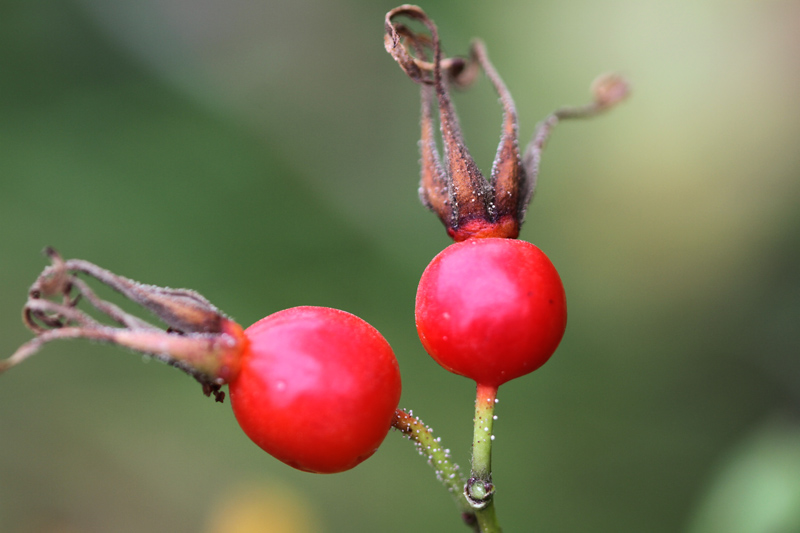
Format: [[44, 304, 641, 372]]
[[467, 383, 501, 532], [392, 409, 478, 530]]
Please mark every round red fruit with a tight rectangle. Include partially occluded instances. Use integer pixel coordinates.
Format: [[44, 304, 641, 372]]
[[415, 238, 567, 387], [229, 306, 401, 474]]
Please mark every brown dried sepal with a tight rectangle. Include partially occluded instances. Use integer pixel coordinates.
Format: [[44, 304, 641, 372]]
[[385, 5, 629, 241], [2, 248, 245, 398]]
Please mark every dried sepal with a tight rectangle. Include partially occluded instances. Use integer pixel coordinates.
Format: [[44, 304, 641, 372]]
[[384, 6, 429, 84], [2, 249, 245, 399], [472, 40, 524, 233], [386, 6, 497, 241], [521, 73, 631, 221], [591, 73, 631, 110], [384, 5, 467, 86], [385, 5, 630, 240], [31, 247, 225, 334]]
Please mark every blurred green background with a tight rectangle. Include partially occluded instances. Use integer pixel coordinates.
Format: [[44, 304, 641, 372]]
[[2, 0, 799, 532]]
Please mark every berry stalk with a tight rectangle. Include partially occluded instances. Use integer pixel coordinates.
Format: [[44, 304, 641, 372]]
[[392, 409, 478, 531], [468, 383, 501, 532]]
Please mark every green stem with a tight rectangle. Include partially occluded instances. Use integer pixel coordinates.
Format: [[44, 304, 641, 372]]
[[392, 409, 478, 530], [475, 500, 500, 533], [468, 383, 501, 532]]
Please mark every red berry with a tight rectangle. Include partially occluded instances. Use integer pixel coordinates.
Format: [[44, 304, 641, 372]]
[[229, 306, 402, 474], [415, 238, 567, 387]]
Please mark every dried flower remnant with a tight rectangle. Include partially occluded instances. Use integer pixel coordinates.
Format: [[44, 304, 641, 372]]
[[1, 248, 245, 401], [384, 5, 629, 242]]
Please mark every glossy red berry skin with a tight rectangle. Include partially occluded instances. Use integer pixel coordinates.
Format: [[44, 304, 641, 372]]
[[415, 238, 567, 387], [229, 306, 401, 474]]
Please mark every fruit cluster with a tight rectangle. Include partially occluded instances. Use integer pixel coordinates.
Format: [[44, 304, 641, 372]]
[[2, 5, 626, 531]]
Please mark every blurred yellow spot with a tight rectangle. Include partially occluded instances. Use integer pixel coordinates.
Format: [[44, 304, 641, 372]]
[[204, 482, 321, 533]]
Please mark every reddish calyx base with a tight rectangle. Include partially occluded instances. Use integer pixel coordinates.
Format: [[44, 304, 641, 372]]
[[447, 216, 519, 242], [200, 318, 247, 401]]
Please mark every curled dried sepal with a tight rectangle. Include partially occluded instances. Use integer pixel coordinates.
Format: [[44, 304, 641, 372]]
[[385, 5, 629, 241], [386, 6, 503, 241], [591, 73, 631, 109], [521, 73, 630, 200], [30, 246, 225, 334], [2, 249, 245, 399]]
